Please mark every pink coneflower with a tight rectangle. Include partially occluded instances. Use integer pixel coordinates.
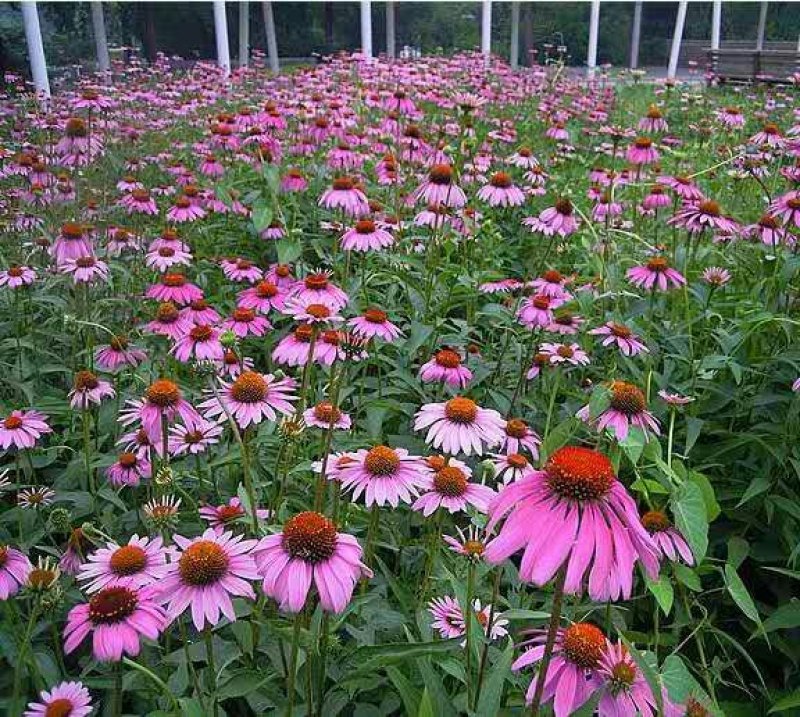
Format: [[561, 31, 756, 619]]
[[181, 297, 221, 325], [479, 278, 522, 294], [750, 122, 784, 148], [281, 168, 308, 193], [60, 255, 110, 285], [64, 585, 166, 661], [319, 176, 369, 216], [413, 461, 495, 515], [501, 418, 541, 458], [18, 486, 55, 509], [255, 511, 372, 613], [146, 302, 192, 340], [642, 184, 671, 211], [746, 214, 788, 247], [200, 371, 297, 428], [69, 370, 115, 409], [485, 446, 659, 599], [769, 190, 800, 228], [272, 324, 315, 367], [160, 529, 259, 629], [639, 105, 668, 133], [657, 174, 704, 201], [341, 218, 394, 252], [414, 397, 505, 456], [669, 199, 739, 234], [509, 147, 539, 169], [414, 164, 467, 208], [0, 265, 36, 288], [221, 307, 270, 338], [523, 198, 579, 237], [221, 257, 263, 284], [701, 266, 732, 286], [146, 273, 204, 305], [577, 381, 660, 442], [626, 137, 659, 165], [290, 272, 349, 312], [419, 347, 473, 389], [303, 401, 352, 430], [491, 452, 536, 484], [716, 106, 745, 129], [589, 322, 648, 356], [514, 622, 604, 712], [541, 342, 591, 367], [658, 390, 695, 406], [626, 256, 686, 291], [529, 269, 572, 300], [217, 349, 255, 378], [0, 409, 52, 449], [199, 497, 270, 530], [121, 188, 159, 215], [23, 681, 93, 717], [338, 445, 431, 507], [348, 307, 402, 342], [641, 510, 694, 565], [597, 641, 676, 717], [119, 378, 201, 444], [238, 279, 286, 314], [260, 220, 286, 240], [166, 195, 206, 223], [172, 324, 225, 363], [168, 419, 223, 456], [517, 294, 559, 329], [444, 525, 488, 561], [78, 535, 173, 593], [0, 544, 31, 599], [145, 245, 192, 272], [106, 451, 152, 487], [282, 298, 343, 325], [429, 595, 508, 642], [477, 172, 526, 207], [547, 309, 585, 336]]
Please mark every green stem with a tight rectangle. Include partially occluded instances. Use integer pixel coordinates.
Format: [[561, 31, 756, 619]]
[[11, 605, 38, 714], [543, 370, 563, 441], [122, 657, 181, 714], [529, 564, 567, 716], [285, 613, 303, 717], [112, 661, 123, 717], [474, 567, 502, 709], [204, 628, 219, 717], [465, 561, 476, 708]]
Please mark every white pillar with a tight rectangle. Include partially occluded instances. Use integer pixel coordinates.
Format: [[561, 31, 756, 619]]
[[711, 0, 722, 51], [262, 2, 279, 73], [213, 0, 231, 76], [386, 1, 395, 59], [361, 0, 373, 59], [587, 0, 600, 75], [510, 2, 520, 69], [22, 1, 50, 101], [667, 0, 688, 80], [91, 2, 110, 73], [630, 1, 642, 69], [239, 0, 249, 67], [756, 1, 768, 51], [481, 0, 492, 67]]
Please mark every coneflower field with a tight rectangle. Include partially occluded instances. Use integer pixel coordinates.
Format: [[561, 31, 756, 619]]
[[1, 51, 799, 717]]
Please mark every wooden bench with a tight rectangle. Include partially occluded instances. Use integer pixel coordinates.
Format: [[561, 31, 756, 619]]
[[708, 48, 799, 84]]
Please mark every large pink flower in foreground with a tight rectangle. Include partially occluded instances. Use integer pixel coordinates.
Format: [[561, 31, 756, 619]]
[[24, 681, 93, 717], [414, 397, 505, 456], [160, 529, 260, 630], [484, 446, 659, 600], [0, 409, 52, 450], [256, 511, 372, 613]]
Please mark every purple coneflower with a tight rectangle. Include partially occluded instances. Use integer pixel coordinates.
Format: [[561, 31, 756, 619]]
[[414, 164, 467, 208], [78, 535, 173, 593], [419, 348, 473, 389], [338, 445, 431, 507], [500, 418, 541, 457], [319, 176, 369, 216], [626, 256, 686, 292], [0, 544, 31, 599], [200, 371, 297, 429], [95, 336, 148, 372], [24, 681, 93, 717], [146, 273, 203, 305], [0, 409, 52, 449], [237, 279, 286, 314], [303, 401, 352, 430], [589, 322, 648, 356], [348, 307, 402, 342], [577, 381, 660, 442], [477, 171, 526, 207], [168, 419, 223, 456], [341, 218, 394, 252], [199, 497, 270, 530], [106, 452, 151, 487], [541, 342, 591, 367], [414, 397, 505, 456], [641, 510, 694, 565], [69, 370, 115, 409], [0, 265, 36, 288], [523, 198, 579, 237], [172, 324, 225, 363]]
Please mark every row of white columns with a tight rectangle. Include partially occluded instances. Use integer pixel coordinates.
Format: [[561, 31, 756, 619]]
[[20, 1, 793, 100]]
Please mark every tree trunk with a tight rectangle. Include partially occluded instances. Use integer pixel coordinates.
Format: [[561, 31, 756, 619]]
[[521, 2, 534, 66]]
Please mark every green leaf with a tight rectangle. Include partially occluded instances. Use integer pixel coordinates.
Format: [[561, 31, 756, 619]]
[[178, 698, 206, 717], [684, 417, 704, 455], [671, 481, 708, 562], [688, 471, 720, 522], [417, 688, 435, 717], [588, 384, 611, 420], [724, 564, 761, 625], [736, 474, 772, 507], [251, 203, 273, 232], [276, 237, 302, 265], [476, 639, 514, 716], [763, 600, 800, 633], [661, 654, 712, 707], [217, 669, 271, 699], [645, 574, 674, 616], [540, 417, 579, 461], [386, 666, 421, 716], [673, 564, 702, 592], [727, 537, 749, 570], [620, 427, 646, 465], [769, 691, 800, 713]]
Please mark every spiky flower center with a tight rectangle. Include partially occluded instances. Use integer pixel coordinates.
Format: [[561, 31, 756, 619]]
[[89, 586, 138, 624], [546, 446, 614, 501], [532, 295, 551, 310], [699, 200, 720, 217], [255, 280, 278, 298], [426, 455, 447, 472], [75, 256, 96, 269], [216, 505, 244, 522], [364, 307, 387, 323], [429, 164, 453, 185], [110, 335, 129, 351], [609, 659, 637, 693], [365, 445, 400, 476], [609, 381, 646, 415], [230, 371, 268, 403], [433, 466, 468, 497], [74, 370, 99, 391], [555, 198, 573, 215], [3, 415, 22, 430], [463, 540, 485, 557], [646, 257, 669, 272], [763, 123, 779, 135], [132, 188, 151, 202], [158, 247, 176, 257], [634, 137, 652, 149], [685, 698, 711, 717], [156, 302, 179, 322], [304, 273, 329, 291], [0, 546, 7, 568], [435, 349, 461, 369], [110, 545, 147, 576], [646, 105, 663, 119], [162, 273, 186, 288], [190, 325, 214, 342], [557, 345, 575, 359], [146, 379, 180, 408], [355, 219, 376, 234], [118, 452, 138, 468], [562, 622, 605, 668], [294, 325, 314, 342], [444, 397, 478, 424], [313, 401, 341, 424], [65, 117, 87, 137], [641, 509, 671, 533], [233, 308, 255, 322], [332, 176, 354, 191], [306, 304, 331, 319], [507, 453, 529, 470], [179, 540, 228, 586], [610, 323, 632, 338], [282, 511, 337, 563], [490, 172, 512, 188]]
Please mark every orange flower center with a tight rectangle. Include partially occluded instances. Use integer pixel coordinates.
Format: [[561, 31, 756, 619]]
[[132, 188, 151, 202], [634, 137, 652, 149], [505, 418, 528, 438], [145, 379, 180, 407], [110, 545, 147, 576], [44, 698, 75, 717], [179, 540, 229, 586], [89, 586, 138, 624], [304, 273, 329, 290], [74, 370, 99, 391], [507, 453, 529, 469], [7, 266, 24, 278], [162, 273, 186, 288], [61, 222, 84, 239], [156, 302, 179, 322], [364, 307, 387, 323], [230, 371, 268, 403], [255, 280, 278, 298], [463, 540, 485, 557], [332, 176, 354, 191], [158, 247, 176, 257], [4, 415, 22, 430], [555, 198, 573, 215], [699, 200, 720, 216], [429, 164, 453, 185], [610, 323, 631, 338], [294, 325, 314, 342], [313, 402, 341, 423], [233, 307, 255, 322], [355, 219, 376, 234], [306, 304, 331, 319], [75, 257, 96, 269], [190, 325, 213, 342], [433, 466, 468, 497], [282, 511, 337, 563], [444, 397, 478, 424], [641, 509, 671, 533], [118, 452, 138, 468], [435, 349, 461, 368], [546, 446, 614, 501], [556, 345, 574, 359], [532, 295, 551, 310], [490, 172, 512, 188], [562, 622, 605, 668], [646, 257, 668, 272], [216, 504, 244, 522], [609, 381, 646, 415], [365, 445, 400, 476]]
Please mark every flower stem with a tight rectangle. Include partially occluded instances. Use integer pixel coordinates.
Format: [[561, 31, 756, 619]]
[[543, 370, 563, 441], [11, 605, 38, 714], [473, 566, 502, 709], [465, 561, 476, 707], [122, 657, 181, 714], [204, 628, 219, 717], [529, 564, 567, 716], [112, 661, 123, 717], [285, 612, 303, 717]]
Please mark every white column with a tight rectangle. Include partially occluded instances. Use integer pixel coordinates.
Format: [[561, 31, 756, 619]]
[[711, 0, 722, 50], [22, 1, 50, 101], [481, 0, 492, 67], [386, 1, 395, 59], [213, 0, 231, 76], [756, 1, 768, 51], [667, 0, 688, 80], [630, 1, 642, 69], [510, 1, 520, 69], [587, 0, 600, 75], [239, 0, 249, 67], [91, 2, 110, 73], [361, 0, 373, 59], [262, 1, 279, 72]]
